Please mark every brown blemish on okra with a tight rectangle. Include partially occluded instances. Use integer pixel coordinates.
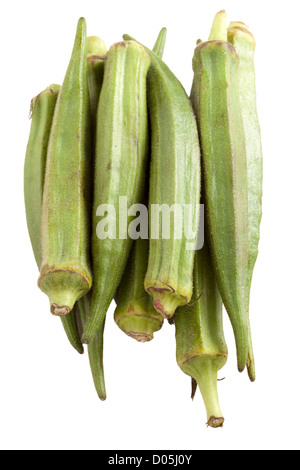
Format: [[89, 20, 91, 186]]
[[207, 417, 224, 428]]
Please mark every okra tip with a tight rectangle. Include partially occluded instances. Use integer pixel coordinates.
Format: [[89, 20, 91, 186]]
[[148, 288, 188, 319], [115, 312, 163, 342], [208, 10, 227, 42], [87, 36, 107, 58], [38, 269, 91, 317], [29, 84, 60, 118]]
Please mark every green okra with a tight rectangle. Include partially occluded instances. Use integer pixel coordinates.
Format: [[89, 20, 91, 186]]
[[78, 294, 106, 400], [113, 29, 167, 342], [114, 238, 164, 342], [24, 85, 83, 354], [82, 41, 151, 344], [228, 22, 263, 382], [190, 11, 249, 372], [87, 36, 107, 126], [175, 240, 228, 428], [38, 18, 93, 317], [152, 27, 167, 58], [123, 33, 201, 320]]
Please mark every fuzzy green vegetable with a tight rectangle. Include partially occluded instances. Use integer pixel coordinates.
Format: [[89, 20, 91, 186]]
[[190, 11, 249, 372], [123, 33, 201, 320], [175, 240, 228, 428], [228, 22, 263, 381], [82, 41, 151, 344], [24, 85, 83, 354], [38, 18, 93, 316]]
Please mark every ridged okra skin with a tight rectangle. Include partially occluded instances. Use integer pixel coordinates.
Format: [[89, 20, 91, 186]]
[[113, 29, 167, 342], [123, 34, 201, 320], [38, 18, 93, 317], [114, 238, 164, 342], [82, 41, 151, 344], [24, 85, 83, 354], [24, 85, 60, 269], [175, 242, 228, 428], [87, 36, 107, 126], [228, 23, 263, 381], [190, 39, 249, 372]]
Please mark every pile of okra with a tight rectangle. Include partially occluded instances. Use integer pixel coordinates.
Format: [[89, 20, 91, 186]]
[[24, 10, 262, 428]]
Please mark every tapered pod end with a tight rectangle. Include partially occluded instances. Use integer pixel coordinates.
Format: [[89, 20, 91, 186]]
[[87, 36, 107, 58], [115, 307, 163, 343], [208, 10, 227, 41], [181, 357, 226, 429], [38, 269, 91, 317], [147, 287, 188, 319], [153, 27, 167, 58]]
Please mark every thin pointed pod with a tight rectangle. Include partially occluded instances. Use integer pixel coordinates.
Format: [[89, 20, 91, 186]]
[[190, 10, 249, 372], [82, 41, 151, 344], [228, 22, 263, 382], [123, 33, 201, 320], [152, 27, 167, 58], [175, 240, 228, 428], [78, 295, 106, 400], [24, 85, 83, 354], [38, 18, 93, 317]]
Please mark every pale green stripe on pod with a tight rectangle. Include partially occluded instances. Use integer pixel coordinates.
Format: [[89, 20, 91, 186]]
[[175, 241, 228, 428], [78, 294, 106, 400], [38, 18, 93, 317], [24, 85, 83, 354], [190, 11, 249, 372], [82, 41, 151, 344], [123, 34, 201, 320], [228, 23, 263, 382], [114, 238, 164, 342]]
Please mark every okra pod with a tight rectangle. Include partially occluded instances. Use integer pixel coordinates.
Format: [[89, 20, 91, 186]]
[[38, 18, 93, 316], [78, 294, 106, 400], [87, 36, 107, 126], [175, 241, 228, 428], [152, 27, 167, 58], [123, 33, 201, 319], [113, 30, 167, 341], [24, 85, 83, 354], [190, 11, 249, 371], [228, 22, 263, 381], [114, 238, 164, 342], [82, 41, 150, 344]]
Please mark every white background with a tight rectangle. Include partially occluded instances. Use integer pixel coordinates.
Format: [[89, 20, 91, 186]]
[[1, 0, 299, 451]]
